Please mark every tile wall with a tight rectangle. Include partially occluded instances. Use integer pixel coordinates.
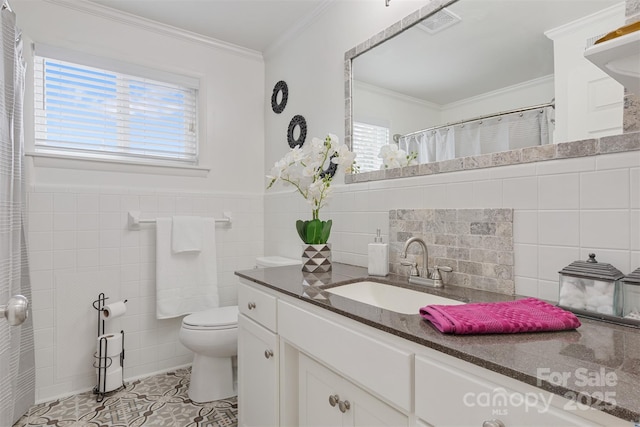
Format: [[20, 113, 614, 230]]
[[388, 209, 514, 294], [265, 144, 640, 303], [27, 183, 263, 402]]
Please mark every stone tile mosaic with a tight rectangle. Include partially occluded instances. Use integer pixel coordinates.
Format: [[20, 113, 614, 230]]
[[389, 208, 514, 295], [13, 368, 238, 427]]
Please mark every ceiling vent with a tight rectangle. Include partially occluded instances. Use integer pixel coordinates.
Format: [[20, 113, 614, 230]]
[[418, 8, 462, 35]]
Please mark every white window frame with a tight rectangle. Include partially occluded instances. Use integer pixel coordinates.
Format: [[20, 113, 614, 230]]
[[33, 45, 201, 168]]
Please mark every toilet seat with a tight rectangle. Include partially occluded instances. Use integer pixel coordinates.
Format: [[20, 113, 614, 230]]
[[182, 306, 238, 331]]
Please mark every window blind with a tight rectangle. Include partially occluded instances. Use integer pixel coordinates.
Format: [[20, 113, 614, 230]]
[[352, 122, 389, 172], [34, 55, 198, 164]]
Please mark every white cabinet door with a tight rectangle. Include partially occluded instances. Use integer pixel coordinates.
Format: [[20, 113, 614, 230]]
[[238, 314, 278, 427], [299, 353, 346, 427], [299, 353, 408, 427]]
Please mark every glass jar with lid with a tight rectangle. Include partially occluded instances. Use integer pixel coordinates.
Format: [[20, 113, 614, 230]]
[[558, 253, 624, 318]]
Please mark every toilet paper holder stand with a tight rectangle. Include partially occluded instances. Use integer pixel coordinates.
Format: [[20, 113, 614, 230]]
[[92, 293, 126, 402]]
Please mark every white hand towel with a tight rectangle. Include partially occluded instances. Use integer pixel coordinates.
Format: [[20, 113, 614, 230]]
[[172, 216, 204, 253], [156, 217, 219, 319]]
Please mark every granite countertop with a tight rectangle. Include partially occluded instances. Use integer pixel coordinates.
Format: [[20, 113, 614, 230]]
[[235, 262, 640, 422]]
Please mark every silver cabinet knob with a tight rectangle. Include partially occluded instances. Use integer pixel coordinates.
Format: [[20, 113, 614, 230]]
[[0, 295, 29, 326], [328, 394, 339, 407], [482, 420, 506, 427], [264, 349, 273, 359], [247, 302, 256, 310], [338, 399, 351, 413]]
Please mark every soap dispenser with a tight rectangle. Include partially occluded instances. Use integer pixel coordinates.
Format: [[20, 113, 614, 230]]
[[368, 229, 389, 276]]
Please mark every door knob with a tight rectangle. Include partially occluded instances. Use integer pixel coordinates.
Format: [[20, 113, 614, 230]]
[[1, 295, 29, 326], [482, 420, 506, 427], [247, 302, 256, 310], [264, 349, 274, 359]]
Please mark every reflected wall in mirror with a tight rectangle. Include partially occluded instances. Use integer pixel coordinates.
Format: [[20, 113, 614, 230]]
[[348, 0, 626, 172]]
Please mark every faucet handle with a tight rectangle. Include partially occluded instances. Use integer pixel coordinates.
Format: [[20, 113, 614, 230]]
[[434, 265, 453, 273], [400, 260, 419, 276], [431, 265, 453, 286]]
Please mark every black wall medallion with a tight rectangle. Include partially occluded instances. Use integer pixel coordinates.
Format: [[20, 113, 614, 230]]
[[287, 115, 307, 148], [319, 154, 338, 179], [271, 80, 288, 114]]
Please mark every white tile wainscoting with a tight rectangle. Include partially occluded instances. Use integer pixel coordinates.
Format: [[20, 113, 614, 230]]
[[265, 146, 640, 303], [27, 184, 263, 403]]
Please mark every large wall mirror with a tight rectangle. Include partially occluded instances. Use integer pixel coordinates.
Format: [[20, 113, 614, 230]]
[[347, 0, 627, 173]]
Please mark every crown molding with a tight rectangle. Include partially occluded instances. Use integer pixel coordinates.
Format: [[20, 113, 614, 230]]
[[353, 79, 441, 110], [42, 0, 264, 61], [263, 0, 334, 59], [544, 2, 625, 40], [442, 75, 555, 112]]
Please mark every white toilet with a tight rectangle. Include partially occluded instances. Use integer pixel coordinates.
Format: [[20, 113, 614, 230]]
[[178, 255, 300, 403], [179, 305, 239, 402]]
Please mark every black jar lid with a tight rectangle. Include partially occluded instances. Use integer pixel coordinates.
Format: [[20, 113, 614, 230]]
[[622, 267, 640, 285], [559, 253, 624, 281]]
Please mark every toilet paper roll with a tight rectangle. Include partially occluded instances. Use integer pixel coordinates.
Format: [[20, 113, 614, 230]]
[[96, 366, 123, 393], [97, 332, 122, 358], [102, 300, 126, 320]]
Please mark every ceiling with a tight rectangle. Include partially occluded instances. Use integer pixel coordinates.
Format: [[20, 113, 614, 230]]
[[86, 0, 328, 53]]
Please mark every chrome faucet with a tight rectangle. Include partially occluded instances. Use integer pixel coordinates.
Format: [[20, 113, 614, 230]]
[[400, 236, 452, 288], [401, 236, 430, 278]]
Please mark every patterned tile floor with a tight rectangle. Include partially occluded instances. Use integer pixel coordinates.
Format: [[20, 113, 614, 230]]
[[13, 368, 238, 427]]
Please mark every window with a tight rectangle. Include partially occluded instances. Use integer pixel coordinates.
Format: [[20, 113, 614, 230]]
[[352, 122, 390, 172], [34, 53, 198, 165]]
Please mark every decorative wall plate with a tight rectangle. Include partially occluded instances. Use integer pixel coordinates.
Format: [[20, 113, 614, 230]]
[[287, 115, 307, 148], [271, 80, 288, 114]]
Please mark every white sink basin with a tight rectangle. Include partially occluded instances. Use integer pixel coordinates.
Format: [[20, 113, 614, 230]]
[[325, 281, 465, 314]]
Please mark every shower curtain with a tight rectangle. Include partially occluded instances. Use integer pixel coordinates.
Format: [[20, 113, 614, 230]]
[[456, 107, 553, 156], [0, 6, 35, 426], [399, 106, 554, 161], [398, 127, 456, 163]]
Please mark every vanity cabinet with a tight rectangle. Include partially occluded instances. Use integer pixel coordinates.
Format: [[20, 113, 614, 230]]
[[299, 353, 409, 427], [237, 283, 279, 427], [237, 278, 628, 427]]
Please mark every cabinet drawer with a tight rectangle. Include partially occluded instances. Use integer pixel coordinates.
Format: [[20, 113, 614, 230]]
[[238, 282, 277, 331], [415, 354, 625, 426], [278, 300, 412, 412]]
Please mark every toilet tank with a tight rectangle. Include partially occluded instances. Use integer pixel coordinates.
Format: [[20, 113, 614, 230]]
[[256, 256, 301, 268]]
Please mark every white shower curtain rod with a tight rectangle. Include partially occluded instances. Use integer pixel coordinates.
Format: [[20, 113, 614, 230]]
[[397, 100, 556, 141]]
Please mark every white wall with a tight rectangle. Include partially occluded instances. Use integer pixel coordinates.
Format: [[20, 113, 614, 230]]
[[264, 1, 640, 300], [14, 0, 265, 402], [353, 80, 441, 139], [264, 0, 429, 176]]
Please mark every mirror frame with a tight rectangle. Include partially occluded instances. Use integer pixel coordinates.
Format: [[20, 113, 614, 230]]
[[344, 0, 639, 184]]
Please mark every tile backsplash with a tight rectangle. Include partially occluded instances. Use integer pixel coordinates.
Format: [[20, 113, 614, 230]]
[[389, 208, 514, 295]]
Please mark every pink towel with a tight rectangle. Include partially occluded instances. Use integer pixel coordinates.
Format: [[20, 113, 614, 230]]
[[419, 297, 581, 335]]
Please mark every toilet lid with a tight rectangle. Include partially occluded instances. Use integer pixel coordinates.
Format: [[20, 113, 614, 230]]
[[182, 306, 238, 329]]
